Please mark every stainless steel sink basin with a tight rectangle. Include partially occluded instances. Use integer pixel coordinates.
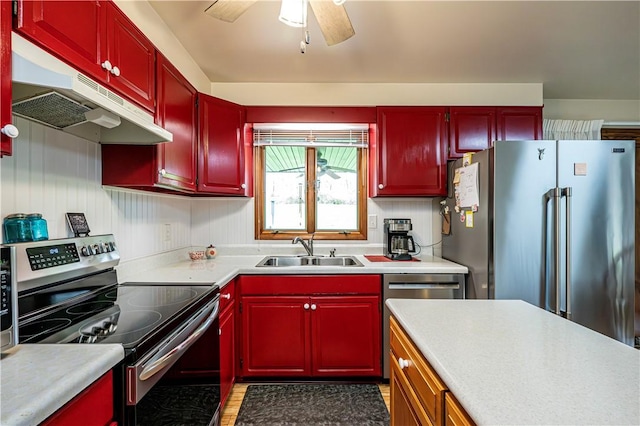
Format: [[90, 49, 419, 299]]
[[256, 255, 363, 267]]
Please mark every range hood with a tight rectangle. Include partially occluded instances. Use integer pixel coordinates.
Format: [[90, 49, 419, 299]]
[[11, 33, 172, 144]]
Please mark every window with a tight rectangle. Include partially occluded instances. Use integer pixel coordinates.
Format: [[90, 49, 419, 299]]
[[254, 124, 368, 240]]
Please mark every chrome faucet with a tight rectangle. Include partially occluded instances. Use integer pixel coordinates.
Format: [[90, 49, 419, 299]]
[[292, 234, 314, 256]]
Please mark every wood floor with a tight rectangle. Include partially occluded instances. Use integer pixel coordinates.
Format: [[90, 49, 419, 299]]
[[220, 383, 391, 426]]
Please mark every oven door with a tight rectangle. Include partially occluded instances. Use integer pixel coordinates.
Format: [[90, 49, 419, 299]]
[[125, 296, 221, 426]]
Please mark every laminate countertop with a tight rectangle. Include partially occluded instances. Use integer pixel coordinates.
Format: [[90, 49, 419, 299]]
[[117, 253, 468, 288], [0, 344, 124, 426], [386, 299, 640, 425]]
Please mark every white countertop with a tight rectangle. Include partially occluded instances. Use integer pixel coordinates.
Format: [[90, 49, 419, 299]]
[[118, 253, 468, 287], [0, 344, 124, 426], [0, 252, 465, 424], [386, 299, 640, 425]]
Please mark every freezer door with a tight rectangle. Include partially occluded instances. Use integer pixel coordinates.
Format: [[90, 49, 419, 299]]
[[557, 140, 635, 345], [492, 140, 557, 306]]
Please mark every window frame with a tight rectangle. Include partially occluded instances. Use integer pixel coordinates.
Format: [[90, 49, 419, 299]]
[[254, 145, 368, 241]]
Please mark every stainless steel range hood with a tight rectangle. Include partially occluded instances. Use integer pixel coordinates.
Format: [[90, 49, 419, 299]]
[[11, 33, 172, 144]]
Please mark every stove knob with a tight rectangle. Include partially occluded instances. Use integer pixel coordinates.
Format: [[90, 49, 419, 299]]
[[101, 243, 110, 253], [92, 244, 101, 254], [80, 245, 93, 256]]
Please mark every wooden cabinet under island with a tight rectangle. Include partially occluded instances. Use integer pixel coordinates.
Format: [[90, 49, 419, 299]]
[[386, 299, 640, 426]]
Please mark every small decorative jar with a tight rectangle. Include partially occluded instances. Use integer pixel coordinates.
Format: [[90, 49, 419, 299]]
[[3, 214, 31, 243], [205, 245, 217, 259], [27, 213, 49, 241]]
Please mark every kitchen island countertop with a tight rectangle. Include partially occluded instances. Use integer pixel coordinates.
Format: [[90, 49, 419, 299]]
[[386, 299, 640, 425], [0, 344, 124, 425]]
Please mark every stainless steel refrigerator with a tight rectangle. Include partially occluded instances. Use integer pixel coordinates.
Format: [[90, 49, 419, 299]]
[[442, 140, 635, 346]]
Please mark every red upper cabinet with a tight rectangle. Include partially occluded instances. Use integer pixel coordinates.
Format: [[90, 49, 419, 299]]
[[155, 53, 198, 192], [102, 54, 196, 193], [372, 107, 448, 197], [198, 94, 250, 196], [448, 107, 497, 159], [103, 2, 155, 111], [496, 106, 543, 141], [14, 0, 156, 112], [448, 106, 544, 158], [14, 0, 105, 80], [1, 0, 14, 156]]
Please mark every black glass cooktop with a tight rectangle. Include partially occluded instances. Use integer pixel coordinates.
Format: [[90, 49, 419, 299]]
[[19, 283, 218, 351]]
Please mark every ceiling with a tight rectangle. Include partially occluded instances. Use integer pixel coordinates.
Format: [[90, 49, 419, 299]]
[[147, 1, 640, 101]]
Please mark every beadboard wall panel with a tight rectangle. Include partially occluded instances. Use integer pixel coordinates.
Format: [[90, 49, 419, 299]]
[[0, 118, 191, 262]]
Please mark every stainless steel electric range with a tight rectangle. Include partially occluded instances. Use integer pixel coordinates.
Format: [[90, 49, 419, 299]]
[[11, 235, 221, 426]]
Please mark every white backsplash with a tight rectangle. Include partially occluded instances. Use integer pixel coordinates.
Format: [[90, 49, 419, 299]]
[[190, 196, 442, 256], [1, 117, 444, 261], [0, 118, 190, 262]]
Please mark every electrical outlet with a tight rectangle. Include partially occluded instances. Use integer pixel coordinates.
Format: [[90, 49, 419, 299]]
[[163, 223, 171, 242], [368, 214, 377, 229]]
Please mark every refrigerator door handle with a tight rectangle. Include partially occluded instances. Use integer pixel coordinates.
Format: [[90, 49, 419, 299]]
[[561, 187, 572, 319], [546, 187, 562, 316]]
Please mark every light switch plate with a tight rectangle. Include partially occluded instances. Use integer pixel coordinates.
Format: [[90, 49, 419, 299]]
[[368, 214, 377, 229]]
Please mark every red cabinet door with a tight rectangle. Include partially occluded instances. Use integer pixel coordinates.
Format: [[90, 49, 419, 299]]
[[14, 0, 105, 81], [198, 94, 249, 195], [42, 371, 114, 426], [155, 53, 197, 192], [104, 2, 155, 112], [240, 296, 311, 377], [372, 107, 448, 196], [496, 106, 543, 141], [311, 295, 381, 376], [219, 280, 236, 408], [448, 107, 497, 159], [1, 0, 13, 156]]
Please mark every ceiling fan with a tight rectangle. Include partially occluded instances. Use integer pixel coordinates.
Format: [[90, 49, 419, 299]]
[[204, 0, 355, 46]]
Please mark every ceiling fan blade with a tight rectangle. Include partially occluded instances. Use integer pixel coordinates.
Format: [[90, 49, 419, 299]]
[[325, 169, 341, 179], [204, 0, 258, 23], [309, 0, 355, 46]]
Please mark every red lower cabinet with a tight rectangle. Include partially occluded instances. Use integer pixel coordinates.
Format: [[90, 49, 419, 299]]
[[42, 371, 115, 426], [219, 281, 236, 408], [238, 275, 382, 379]]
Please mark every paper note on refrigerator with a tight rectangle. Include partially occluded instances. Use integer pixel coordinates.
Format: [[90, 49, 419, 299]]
[[456, 162, 480, 208]]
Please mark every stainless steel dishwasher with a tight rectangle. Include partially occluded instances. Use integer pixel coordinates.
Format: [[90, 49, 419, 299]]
[[382, 273, 465, 379]]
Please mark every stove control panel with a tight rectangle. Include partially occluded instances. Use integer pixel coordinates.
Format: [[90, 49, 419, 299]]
[[10, 234, 120, 293], [26, 243, 80, 270]]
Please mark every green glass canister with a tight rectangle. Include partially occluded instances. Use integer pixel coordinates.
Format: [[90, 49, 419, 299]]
[[27, 213, 49, 241], [3, 214, 31, 243]]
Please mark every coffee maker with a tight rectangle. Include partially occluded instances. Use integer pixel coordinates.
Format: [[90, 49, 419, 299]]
[[383, 218, 416, 260]]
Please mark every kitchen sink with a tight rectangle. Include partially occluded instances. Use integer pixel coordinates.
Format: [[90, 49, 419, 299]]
[[256, 255, 363, 267]]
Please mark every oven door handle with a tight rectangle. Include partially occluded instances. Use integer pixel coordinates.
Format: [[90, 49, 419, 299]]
[[139, 298, 219, 381]]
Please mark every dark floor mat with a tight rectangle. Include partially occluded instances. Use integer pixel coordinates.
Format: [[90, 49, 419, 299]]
[[234, 383, 390, 426]]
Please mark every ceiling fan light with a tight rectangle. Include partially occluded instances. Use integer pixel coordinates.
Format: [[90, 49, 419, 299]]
[[333, 0, 346, 5], [279, 0, 308, 28]]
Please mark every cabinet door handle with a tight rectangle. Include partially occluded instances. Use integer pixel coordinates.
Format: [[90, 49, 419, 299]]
[[159, 169, 166, 176], [303, 303, 310, 310], [378, 184, 384, 189], [398, 357, 410, 369], [1, 124, 19, 139], [101, 60, 112, 71], [310, 304, 317, 310], [222, 293, 231, 299], [241, 183, 247, 189], [110, 66, 121, 77]]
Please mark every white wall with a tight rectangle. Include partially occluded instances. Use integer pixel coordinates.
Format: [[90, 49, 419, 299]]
[[190, 197, 441, 256], [543, 99, 640, 123], [1, 118, 441, 259], [0, 118, 191, 262]]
